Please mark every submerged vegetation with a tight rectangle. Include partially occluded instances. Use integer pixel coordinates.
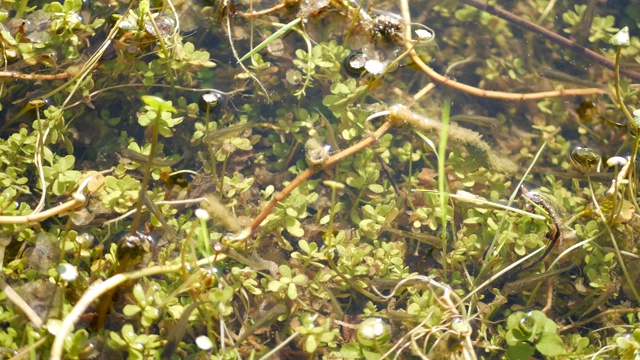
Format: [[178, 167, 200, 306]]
[[1, 0, 640, 358]]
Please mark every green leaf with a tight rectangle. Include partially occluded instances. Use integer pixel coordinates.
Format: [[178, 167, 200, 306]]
[[63, 0, 82, 12], [362, 348, 383, 360], [123, 304, 142, 317], [129, 349, 144, 360], [141, 95, 177, 113], [506, 343, 535, 360], [65, 329, 89, 354], [455, 6, 477, 22], [110, 331, 127, 347], [287, 282, 298, 300], [143, 306, 160, 321], [142, 307, 160, 327], [46, 319, 63, 336], [299, 239, 310, 253], [331, 83, 350, 94], [47, 2, 65, 13], [292, 274, 308, 285], [268, 280, 283, 292], [367, 184, 384, 193], [121, 323, 137, 343], [339, 342, 362, 358], [609, 26, 630, 46], [304, 334, 317, 353], [132, 284, 146, 305], [286, 218, 304, 237], [535, 331, 565, 356], [616, 335, 634, 350], [278, 265, 291, 277], [1, 28, 17, 46]]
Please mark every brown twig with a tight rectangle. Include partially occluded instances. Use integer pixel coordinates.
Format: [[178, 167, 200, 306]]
[[0, 71, 70, 80], [409, 57, 605, 100], [399, 1, 608, 100], [541, 276, 553, 314], [559, 307, 640, 332], [225, 118, 395, 242], [226, 100, 524, 243], [0, 277, 43, 328], [0, 195, 85, 224], [0, 168, 112, 224], [51, 253, 229, 360], [459, 0, 640, 83], [238, 3, 286, 18]]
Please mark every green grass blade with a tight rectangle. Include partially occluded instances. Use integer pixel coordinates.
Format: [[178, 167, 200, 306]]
[[414, 190, 546, 220], [238, 18, 302, 63], [438, 99, 451, 279]]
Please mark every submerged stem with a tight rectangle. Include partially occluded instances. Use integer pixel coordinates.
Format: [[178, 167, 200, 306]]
[[131, 117, 160, 234], [613, 46, 636, 131], [586, 176, 640, 303], [438, 100, 451, 280]]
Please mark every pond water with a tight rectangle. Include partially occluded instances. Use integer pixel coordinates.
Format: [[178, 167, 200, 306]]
[[0, 0, 639, 358]]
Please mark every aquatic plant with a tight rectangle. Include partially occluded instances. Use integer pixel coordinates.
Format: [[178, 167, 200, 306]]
[[0, 0, 640, 359]]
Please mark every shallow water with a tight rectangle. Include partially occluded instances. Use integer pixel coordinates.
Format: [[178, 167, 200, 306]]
[[0, 0, 639, 358]]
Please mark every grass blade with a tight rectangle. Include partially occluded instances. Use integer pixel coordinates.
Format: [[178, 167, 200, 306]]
[[239, 18, 301, 63]]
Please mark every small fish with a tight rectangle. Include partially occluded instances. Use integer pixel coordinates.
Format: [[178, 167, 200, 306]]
[[202, 122, 254, 144], [449, 114, 499, 128], [519, 186, 562, 271], [141, 192, 177, 239], [120, 148, 184, 167], [538, 67, 606, 90]]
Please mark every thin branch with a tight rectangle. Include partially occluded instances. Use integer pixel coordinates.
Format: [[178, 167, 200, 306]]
[[400, 0, 609, 100], [239, 3, 286, 18], [50, 253, 229, 360], [0, 71, 70, 80], [460, 0, 640, 82], [225, 118, 395, 242], [0, 277, 43, 328], [408, 57, 605, 100], [0, 195, 85, 224], [0, 168, 112, 224], [559, 307, 640, 332]]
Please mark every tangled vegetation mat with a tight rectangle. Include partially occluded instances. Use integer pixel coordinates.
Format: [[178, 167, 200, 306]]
[[0, 0, 640, 359]]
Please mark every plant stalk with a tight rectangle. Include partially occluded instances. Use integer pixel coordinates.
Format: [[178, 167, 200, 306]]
[[131, 116, 160, 234]]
